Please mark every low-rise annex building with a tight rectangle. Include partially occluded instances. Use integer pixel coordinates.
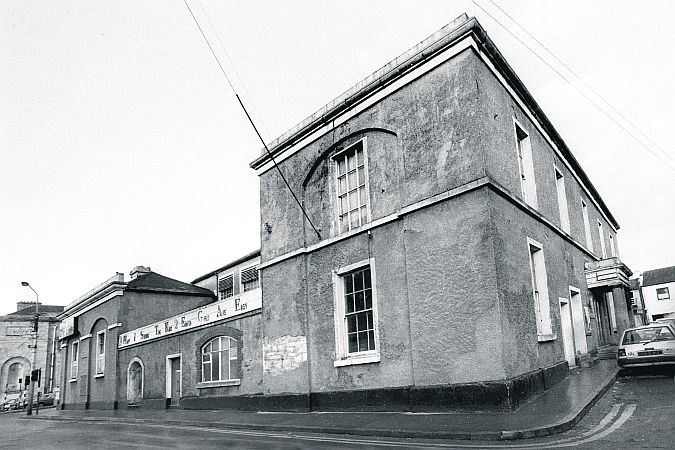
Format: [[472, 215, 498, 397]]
[[247, 13, 635, 411], [57, 267, 215, 409], [0, 302, 63, 404], [116, 251, 261, 409]]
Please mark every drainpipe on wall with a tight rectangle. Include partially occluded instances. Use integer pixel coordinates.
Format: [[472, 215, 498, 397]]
[[49, 324, 57, 392]]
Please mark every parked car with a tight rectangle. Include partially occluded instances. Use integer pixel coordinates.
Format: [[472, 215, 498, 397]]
[[617, 323, 675, 367], [35, 392, 55, 407], [1, 398, 22, 411]]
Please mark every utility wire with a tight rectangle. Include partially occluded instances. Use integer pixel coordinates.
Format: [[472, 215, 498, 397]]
[[471, 0, 675, 174], [485, 0, 675, 165], [182, 0, 322, 240], [196, 0, 272, 141]]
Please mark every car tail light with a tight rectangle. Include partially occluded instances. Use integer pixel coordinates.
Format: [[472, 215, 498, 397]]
[[617, 349, 626, 357]]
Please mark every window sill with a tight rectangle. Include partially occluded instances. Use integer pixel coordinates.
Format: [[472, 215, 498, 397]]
[[537, 333, 557, 342], [197, 379, 241, 389], [94, 374, 104, 379], [334, 352, 380, 367], [68, 378, 77, 383]]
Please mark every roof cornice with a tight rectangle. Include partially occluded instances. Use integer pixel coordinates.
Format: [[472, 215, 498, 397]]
[[58, 273, 127, 319], [249, 14, 619, 230]]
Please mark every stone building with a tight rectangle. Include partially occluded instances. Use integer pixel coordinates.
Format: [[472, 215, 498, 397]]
[[0, 302, 63, 404], [247, 14, 634, 411]]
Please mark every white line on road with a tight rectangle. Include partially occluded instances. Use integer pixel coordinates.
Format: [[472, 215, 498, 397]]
[[61, 403, 635, 449]]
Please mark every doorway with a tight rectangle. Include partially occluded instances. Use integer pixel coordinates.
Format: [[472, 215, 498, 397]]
[[569, 288, 588, 356], [559, 298, 576, 368], [166, 355, 181, 407]]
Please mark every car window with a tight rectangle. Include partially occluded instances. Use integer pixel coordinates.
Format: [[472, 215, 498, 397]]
[[622, 326, 675, 344]]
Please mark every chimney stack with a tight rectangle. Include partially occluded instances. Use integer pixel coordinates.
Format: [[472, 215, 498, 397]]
[[130, 266, 151, 280]]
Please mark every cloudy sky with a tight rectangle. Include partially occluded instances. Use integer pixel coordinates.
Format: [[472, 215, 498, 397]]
[[1, 0, 673, 314]]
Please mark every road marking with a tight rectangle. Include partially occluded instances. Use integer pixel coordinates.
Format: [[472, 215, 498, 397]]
[[39, 403, 636, 449]]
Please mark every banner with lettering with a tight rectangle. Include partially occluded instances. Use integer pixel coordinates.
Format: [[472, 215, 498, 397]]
[[118, 288, 261, 349]]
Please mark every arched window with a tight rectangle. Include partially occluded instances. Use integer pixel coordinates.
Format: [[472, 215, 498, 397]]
[[201, 337, 237, 382]]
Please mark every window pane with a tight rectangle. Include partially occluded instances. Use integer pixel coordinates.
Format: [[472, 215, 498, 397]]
[[357, 167, 366, 186], [348, 333, 358, 353], [358, 332, 369, 352], [368, 330, 375, 350], [340, 195, 348, 214], [338, 158, 346, 176], [202, 353, 211, 364], [355, 291, 365, 311], [348, 171, 357, 190], [360, 207, 367, 225], [345, 274, 354, 294], [365, 289, 372, 309], [212, 352, 220, 381], [203, 362, 211, 382], [347, 315, 357, 333], [347, 152, 356, 171], [354, 271, 364, 291], [364, 268, 371, 288], [339, 214, 347, 233], [345, 293, 355, 313], [367, 311, 374, 330], [338, 176, 347, 195], [221, 350, 230, 380], [350, 210, 360, 229], [356, 148, 364, 166]]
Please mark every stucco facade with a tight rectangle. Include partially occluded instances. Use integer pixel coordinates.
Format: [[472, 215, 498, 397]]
[[248, 14, 633, 411], [58, 268, 215, 410]]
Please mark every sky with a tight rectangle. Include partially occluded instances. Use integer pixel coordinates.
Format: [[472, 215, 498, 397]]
[[1, 0, 674, 315]]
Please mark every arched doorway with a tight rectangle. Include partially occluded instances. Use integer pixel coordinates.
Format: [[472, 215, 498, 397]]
[[127, 358, 143, 405]]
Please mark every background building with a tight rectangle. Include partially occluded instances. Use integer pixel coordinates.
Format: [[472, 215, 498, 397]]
[[640, 266, 675, 322], [0, 302, 63, 404]]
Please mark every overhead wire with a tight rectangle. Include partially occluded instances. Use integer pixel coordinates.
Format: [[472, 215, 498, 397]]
[[181, 0, 322, 240], [195, 0, 272, 141], [485, 0, 675, 165], [471, 0, 675, 174]]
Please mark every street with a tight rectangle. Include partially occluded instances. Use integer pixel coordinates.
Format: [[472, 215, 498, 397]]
[[2, 370, 673, 450]]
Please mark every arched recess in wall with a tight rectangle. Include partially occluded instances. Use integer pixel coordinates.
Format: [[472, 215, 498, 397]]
[[301, 127, 400, 239], [1, 356, 31, 394], [88, 317, 109, 379], [127, 357, 144, 405]]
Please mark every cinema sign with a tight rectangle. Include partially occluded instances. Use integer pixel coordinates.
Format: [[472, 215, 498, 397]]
[[118, 288, 261, 349]]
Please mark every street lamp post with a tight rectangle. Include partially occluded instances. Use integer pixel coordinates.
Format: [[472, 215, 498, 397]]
[[21, 281, 39, 416]]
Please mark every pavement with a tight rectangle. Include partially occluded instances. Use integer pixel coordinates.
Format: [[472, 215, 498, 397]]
[[21, 360, 619, 441]]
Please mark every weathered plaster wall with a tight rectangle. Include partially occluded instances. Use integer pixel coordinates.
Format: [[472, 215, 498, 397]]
[[488, 190, 597, 378], [477, 58, 617, 261], [121, 292, 214, 331], [116, 314, 263, 407], [304, 223, 413, 393], [260, 258, 309, 394], [404, 188, 503, 385], [260, 48, 493, 261]]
